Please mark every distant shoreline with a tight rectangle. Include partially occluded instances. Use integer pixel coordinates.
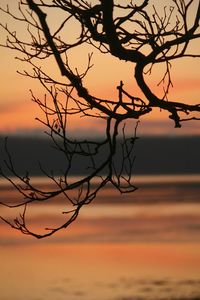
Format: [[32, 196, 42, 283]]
[[1, 136, 200, 176]]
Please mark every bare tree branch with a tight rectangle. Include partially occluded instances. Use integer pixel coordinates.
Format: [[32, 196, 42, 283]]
[[0, 0, 199, 237]]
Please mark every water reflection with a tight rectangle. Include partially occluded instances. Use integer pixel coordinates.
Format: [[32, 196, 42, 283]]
[[0, 175, 200, 300], [1, 243, 200, 300]]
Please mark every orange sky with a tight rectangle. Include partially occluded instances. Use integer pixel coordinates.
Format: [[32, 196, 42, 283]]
[[0, 1, 199, 136]]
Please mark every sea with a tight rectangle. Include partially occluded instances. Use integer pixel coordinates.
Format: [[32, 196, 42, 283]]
[[0, 174, 200, 300]]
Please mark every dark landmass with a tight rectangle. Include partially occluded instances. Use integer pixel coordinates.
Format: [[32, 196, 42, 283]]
[[0, 135, 200, 177]]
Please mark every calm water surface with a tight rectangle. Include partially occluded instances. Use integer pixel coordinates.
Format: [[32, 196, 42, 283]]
[[0, 174, 200, 300]]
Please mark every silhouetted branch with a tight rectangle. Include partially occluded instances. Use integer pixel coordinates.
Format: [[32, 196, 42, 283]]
[[0, 0, 199, 237]]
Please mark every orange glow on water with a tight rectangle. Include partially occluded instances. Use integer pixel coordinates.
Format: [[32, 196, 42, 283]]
[[1, 177, 200, 299], [1, 242, 200, 300]]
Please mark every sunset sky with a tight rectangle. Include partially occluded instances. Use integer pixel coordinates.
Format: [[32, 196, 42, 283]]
[[1, 5, 200, 299], [0, 0, 199, 136]]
